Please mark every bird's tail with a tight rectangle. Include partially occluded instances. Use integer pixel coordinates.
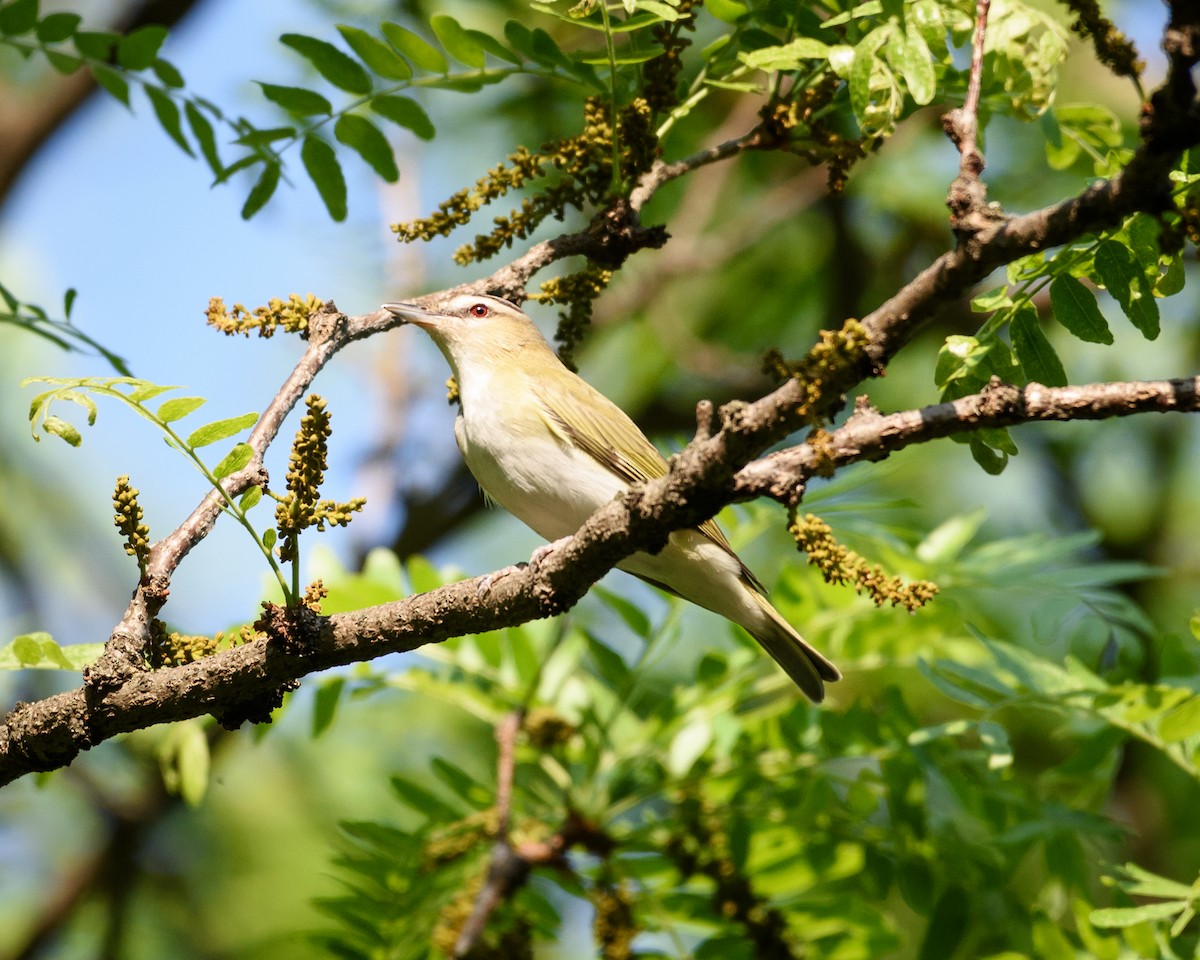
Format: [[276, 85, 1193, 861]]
[[745, 588, 841, 702]]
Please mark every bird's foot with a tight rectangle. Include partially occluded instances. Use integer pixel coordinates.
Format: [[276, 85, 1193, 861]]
[[528, 537, 572, 573], [474, 538, 573, 595], [476, 563, 526, 596]]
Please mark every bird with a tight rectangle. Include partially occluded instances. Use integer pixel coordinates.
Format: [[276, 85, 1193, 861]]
[[384, 293, 840, 701]]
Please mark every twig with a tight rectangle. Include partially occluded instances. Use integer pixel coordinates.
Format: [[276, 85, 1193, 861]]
[[628, 128, 767, 211], [942, 0, 994, 231], [454, 709, 525, 956], [735, 376, 1200, 502]]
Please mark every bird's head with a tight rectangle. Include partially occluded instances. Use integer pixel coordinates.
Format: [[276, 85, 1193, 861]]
[[385, 294, 550, 375]]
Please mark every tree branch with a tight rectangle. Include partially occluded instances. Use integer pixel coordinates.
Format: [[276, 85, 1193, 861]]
[[735, 376, 1200, 502], [6, 369, 1199, 786], [4, 5, 1200, 788]]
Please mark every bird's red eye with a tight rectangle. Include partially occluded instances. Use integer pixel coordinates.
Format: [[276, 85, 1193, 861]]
[[469, 303, 490, 318]]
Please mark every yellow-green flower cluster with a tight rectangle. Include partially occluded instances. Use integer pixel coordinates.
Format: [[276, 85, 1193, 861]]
[[1061, 0, 1143, 81], [761, 318, 870, 425], [643, 0, 700, 114], [148, 621, 260, 668], [275, 395, 366, 565], [112, 474, 150, 570], [788, 512, 939, 611], [666, 793, 795, 954], [205, 293, 323, 338], [392, 97, 659, 266], [591, 881, 637, 960], [533, 262, 614, 370]]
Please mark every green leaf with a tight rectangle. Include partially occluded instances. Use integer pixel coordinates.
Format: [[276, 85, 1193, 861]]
[[1159, 694, 1200, 742], [152, 58, 184, 88], [186, 102, 221, 174], [1049, 274, 1113, 344], [175, 723, 210, 806], [43, 415, 81, 446], [63, 287, 77, 317], [301, 134, 347, 221], [336, 24, 412, 80], [1094, 240, 1160, 340], [1041, 110, 1081, 170], [465, 29, 521, 64], [381, 22, 448, 73], [128, 382, 177, 403], [257, 82, 332, 116], [117, 24, 167, 70], [740, 36, 830, 71], [1117, 863, 1199, 900], [528, 28, 572, 69], [159, 721, 211, 806], [1090, 901, 1189, 928], [370, 95, 435, 140], [233, 125, 296, 148], [12, 633, 44, 665], [0, 0, 37, 35], [239, 485, 263, 510], [849, 28, 887, 126], [635, 1, 681, 20], [668, 714, 714, 775], [213, 442, 254, 480], [706, 0, 748, 22], [334, 114, 399, 182], [145, 85, 193, 156], [242, 162, 280, 220], [583, 632, 630, 689], [312, 676, 346, 737], [430, 15, 485, 68], [1156, 254, 1185, 296], [429, 757, 492, 810], [45, 50, 81, 73], [36, 12, 80, 43], [1010, 306, 1067, 386], [898, 23, 935, 105], [970, 435, 1009, 474], [262, 528, 277, 551], [580, 48, 666, 65], [92, 65, 131, 106], [280, 33, 372, 94], [916, 889, 970, 960], [594, 585, 651, 639], [390, 774, 465, 820], [157, 396, 206, 423], [1, 634, 103, 671], [73, 30, 117, 59], [186, 412, 258, 448]]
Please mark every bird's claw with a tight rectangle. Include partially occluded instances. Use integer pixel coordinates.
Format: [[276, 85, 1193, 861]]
[[475, 538, 574, 596], [476, 562, 527, 596], [528, 537, 572, 573]]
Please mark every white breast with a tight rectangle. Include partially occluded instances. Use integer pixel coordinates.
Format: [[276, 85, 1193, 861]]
[[454, 373, 627, 542]]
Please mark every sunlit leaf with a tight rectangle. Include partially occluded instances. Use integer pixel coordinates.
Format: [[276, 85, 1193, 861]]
[[300, 134, 347, 221], [281, 33, 372, 94]]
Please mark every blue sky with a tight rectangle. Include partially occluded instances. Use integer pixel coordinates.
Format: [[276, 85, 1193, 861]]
[[0, 0, 432, 641]]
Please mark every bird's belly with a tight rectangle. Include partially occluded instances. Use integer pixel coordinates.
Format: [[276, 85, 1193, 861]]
[[617, 529, 757, 627], [460, 425, 626, 542]]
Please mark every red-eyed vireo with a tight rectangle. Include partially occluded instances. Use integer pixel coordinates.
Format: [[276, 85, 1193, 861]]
[[385, 294, 840, 701]]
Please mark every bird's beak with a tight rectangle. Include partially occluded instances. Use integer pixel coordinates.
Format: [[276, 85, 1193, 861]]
[[383, 301, 441, 329]]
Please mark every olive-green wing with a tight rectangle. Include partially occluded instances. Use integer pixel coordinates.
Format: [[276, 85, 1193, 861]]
[[534, 376, 765, 591]]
